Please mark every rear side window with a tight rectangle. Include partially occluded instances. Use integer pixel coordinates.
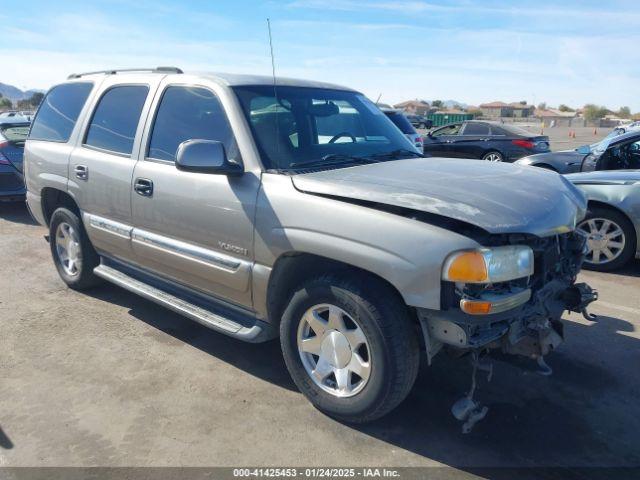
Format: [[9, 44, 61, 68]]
[[1, 125, 30, 147], [85, 85, 149, 155], [384, 112, 416, 134], [462, 123, 490, 135], [147, 86, 238, 162], [29, 82, 93, 142]]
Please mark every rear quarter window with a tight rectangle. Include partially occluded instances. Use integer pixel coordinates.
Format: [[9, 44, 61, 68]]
[[385, 112, 416, 134], [29, 82, 93, 142], [1, 125, 30, 147]]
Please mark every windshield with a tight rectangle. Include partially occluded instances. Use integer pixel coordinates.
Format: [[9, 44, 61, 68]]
[[587, 131, 619, 154], [233, 86, 417, 171]]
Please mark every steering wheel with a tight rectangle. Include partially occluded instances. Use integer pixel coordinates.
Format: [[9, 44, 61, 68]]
[[328, 132, 357, 144]]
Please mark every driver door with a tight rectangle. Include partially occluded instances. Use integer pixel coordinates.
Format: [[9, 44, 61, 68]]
[[129, 80, 260, 308], [423, 123, 461, 157]]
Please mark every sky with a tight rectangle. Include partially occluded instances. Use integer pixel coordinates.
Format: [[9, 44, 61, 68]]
[[1, 0, 639, 111]]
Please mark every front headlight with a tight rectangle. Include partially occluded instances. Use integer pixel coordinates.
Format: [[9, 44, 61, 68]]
[[442, 245, 534, 284]]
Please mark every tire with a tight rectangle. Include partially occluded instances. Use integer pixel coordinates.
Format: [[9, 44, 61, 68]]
[[577, 206, 636, 272], [280, 274, 420, 423], [49, 207, 101, 290], [482, 151, 503, 162]]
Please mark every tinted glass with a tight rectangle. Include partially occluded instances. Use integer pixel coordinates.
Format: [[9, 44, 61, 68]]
[[384, 112, 416, 134], [234, 86, 415, 170], [1, 125, 30, 146], [431, 124, 461, 137], [29, 83, 93, 142], [85, 85, 148, 155], [148, 86, 238, 162], [495, 124, 531, 136], [463, 123, 490, 135]]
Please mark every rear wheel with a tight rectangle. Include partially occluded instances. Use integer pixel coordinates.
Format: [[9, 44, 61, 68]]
[[49, 207, 101, 289], [482, 151, 503, 162], [577, 207, 636, 271], [280, 275, 419, 423]]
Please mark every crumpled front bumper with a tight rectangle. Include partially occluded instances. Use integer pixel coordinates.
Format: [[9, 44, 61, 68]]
[[417, 277, 597, 361]]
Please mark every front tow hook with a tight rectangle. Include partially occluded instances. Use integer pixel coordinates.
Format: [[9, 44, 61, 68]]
[[561, 282, 599, 321]]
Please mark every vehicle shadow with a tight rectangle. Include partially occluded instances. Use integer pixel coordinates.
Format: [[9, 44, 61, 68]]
[[84, 281, 640, 471], [0, 202, 37, 226], [611, 258, 640, 278], [0, 426, 13, 449], [83, 284, 297, 392]]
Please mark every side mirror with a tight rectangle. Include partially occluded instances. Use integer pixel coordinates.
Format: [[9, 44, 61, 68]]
[[176, 139, 243, 175]]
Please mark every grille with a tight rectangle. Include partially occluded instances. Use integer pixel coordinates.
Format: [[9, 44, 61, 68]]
[[0, 172, 24, 191]]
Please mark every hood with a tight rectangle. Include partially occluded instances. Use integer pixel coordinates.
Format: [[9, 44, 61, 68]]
[[292, 158, 587, 237], [517, 150, 584, 165], [565, 169, 640, 185]]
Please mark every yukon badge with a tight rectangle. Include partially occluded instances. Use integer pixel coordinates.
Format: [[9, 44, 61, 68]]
[[218, 241, 248, 257]]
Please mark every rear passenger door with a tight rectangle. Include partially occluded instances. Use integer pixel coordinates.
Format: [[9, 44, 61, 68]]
[[129, 80, 260, 308], [68, 75, 162, 263], [453, 122, 491, 158]]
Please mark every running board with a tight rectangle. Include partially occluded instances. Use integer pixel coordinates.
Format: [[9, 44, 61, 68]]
[[93, 264, 274, 343]]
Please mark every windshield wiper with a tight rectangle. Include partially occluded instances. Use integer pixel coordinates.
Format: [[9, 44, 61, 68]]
[[290, 154, 376, 169], [367, 149, 425, 160]]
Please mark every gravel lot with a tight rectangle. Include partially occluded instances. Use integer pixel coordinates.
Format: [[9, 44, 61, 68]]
[[1, 199, 640, 472]]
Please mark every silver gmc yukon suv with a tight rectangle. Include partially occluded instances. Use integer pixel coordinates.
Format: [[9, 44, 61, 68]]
[[24, 68, 597, 427]]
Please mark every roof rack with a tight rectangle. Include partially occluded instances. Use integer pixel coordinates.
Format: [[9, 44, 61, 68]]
[[67, 66, 183, 79]]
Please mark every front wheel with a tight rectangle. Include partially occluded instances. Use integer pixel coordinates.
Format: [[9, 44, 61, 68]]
[[280, 275, 420, 423], [482, 151, 503, 162], [577, 207, 636, 271]]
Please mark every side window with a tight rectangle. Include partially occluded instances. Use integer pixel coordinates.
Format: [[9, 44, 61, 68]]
[[148, 86, 239, 162], [431, 124, 461, 137], [84, 85, 149, 155], [462, 123, 490, 135], [29, 82, 93, 142]]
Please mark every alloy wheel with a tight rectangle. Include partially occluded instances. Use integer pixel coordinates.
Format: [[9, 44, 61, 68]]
[[484, 152, 502, 162], [55, 222, 82, 276], [297, 304, 371, 398], [577, 217, 626, 265]]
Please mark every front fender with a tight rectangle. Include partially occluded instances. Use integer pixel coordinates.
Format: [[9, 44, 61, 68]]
[[252, 175, 480, 315]]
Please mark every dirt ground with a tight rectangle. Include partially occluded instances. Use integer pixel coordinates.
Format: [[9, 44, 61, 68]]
[[1, 202, 640, 474]]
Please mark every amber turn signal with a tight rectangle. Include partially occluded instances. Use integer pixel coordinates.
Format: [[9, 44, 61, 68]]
[[443, 251, 488, 283], [460, 299, 493, 315]]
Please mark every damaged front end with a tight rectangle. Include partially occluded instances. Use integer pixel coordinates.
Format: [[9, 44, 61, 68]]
[[418, 231, 598, 432], [420, 231, 597, 361]]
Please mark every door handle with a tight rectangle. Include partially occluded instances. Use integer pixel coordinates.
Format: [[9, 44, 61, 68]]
[[74, 164, 88, 180], [134, 178, 153, 197]]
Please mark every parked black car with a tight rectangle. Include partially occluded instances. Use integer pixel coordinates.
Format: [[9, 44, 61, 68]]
[[406, 114, 433, 130], [0, 119, 29, 202], [422, 120, 550, 162], [516, 129, 640, 173]]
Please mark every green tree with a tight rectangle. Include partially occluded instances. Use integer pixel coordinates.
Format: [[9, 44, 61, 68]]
[[558, 104, 574, 112], [28, 92, 44, 107], [467, 108, 483, 118], [0, 96, 12, 109], [537, 102, 547, 110], [583, 104, 608, 122], [431, 100, 443, 109], [618, 106, 631, 119]]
